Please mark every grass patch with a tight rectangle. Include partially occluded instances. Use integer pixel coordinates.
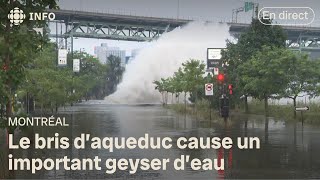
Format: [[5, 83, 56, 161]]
[[166, 99, 320, 124], [248, 99, 320, 124], [166, 100, 223, 121]]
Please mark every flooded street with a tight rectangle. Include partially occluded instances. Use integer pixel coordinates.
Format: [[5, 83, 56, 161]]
[[1, 101, 320, 179]]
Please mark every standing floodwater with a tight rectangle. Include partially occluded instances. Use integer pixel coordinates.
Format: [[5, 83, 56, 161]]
[[0, 101, 320, 179]]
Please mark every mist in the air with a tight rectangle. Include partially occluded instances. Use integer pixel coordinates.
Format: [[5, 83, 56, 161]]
[[105, 22, 231, 104]]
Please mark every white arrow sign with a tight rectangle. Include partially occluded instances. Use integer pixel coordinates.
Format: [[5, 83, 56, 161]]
[[295, 106, 309, 111]]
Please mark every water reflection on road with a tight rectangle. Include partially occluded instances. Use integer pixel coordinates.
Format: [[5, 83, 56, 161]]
[[0, 101, 319, 179]]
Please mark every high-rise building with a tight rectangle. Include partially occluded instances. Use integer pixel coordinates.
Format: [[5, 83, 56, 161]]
[[126, 48, 140, 65], [106, 48, 126, 66], [125, 56, 131, 64], [94, 43, 126, 66], [94, 43, 108, 64]]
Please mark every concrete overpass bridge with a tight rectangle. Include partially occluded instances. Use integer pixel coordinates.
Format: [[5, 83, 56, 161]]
[[49, 9, 320, 57], [49, 9, 189, 43], [229, 23, 320, 58]]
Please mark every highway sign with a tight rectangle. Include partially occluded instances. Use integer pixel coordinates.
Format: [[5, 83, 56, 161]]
[[207, 59, 219, 69], [73, 59, 80, 72], [245, 2, 254, 12], [207, 48, 222, 69], [295, 106, 309, 111], [207, 48, 222, 60], [58, 49, 67, 66], [205, 83, 213, 96]]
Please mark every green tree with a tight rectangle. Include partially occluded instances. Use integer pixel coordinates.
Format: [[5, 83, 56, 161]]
[[181, 59, 206, 103], [18, 44, 72, 113], [0, 0, 58, 118], [106, 55, 125, 95], [154, 78, 167, 105], [239, 46, 296, 115], [282, 54, 320, 117], [165, 77, 175, 104], [172, 67, 185, 103], [16, 44, 109, 114], [71, 51, 108, 100], [222, 18, 287, 113], [153, 59, 205, 107], [171, 72, 184, 103]]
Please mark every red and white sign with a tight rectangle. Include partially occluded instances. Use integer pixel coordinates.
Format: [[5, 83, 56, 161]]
[[213, 67, 219, 75], [205, 83, 213, 96]]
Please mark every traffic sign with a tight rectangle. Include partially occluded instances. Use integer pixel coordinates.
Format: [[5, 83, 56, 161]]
[[207, 48, 222, 60], [73, 59, 80, 72], [58, 49, 68, 66], [205, 83, 214, 96], [207, 48, 222, 69], [295, 106, 309, 111], [207, 59, 220, 69], [213, 67, 219, 75], [245, 2, 254, 12]]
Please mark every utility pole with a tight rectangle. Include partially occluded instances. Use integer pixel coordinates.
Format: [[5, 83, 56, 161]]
[[232, 7, 244, 23], [177, 0, 180, 19], [217, 62, 230, 121], [232, 2, 259, 23]]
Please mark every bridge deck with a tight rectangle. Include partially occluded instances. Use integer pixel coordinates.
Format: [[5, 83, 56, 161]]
[[228, 23, 320, 40], [49, 9, 320, 53], [49, 9, 190, 28]]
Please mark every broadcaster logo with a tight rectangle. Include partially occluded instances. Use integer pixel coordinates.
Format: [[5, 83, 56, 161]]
[[7, 7, 26, 26], [7, 7, 55, 26]]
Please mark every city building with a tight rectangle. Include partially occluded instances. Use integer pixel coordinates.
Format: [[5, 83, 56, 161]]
[[126, 48, 140, 65], [125, 56, 130, 64], [106, 47, 126, 66], [94, 43, 126, 66], [94, 43, 108, 64]]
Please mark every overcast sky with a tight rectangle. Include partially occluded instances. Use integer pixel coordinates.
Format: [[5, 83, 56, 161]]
[[55, 0, 320, 55]]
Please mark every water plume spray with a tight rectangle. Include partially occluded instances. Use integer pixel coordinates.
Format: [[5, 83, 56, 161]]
[[105, 22, 231, 104]]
